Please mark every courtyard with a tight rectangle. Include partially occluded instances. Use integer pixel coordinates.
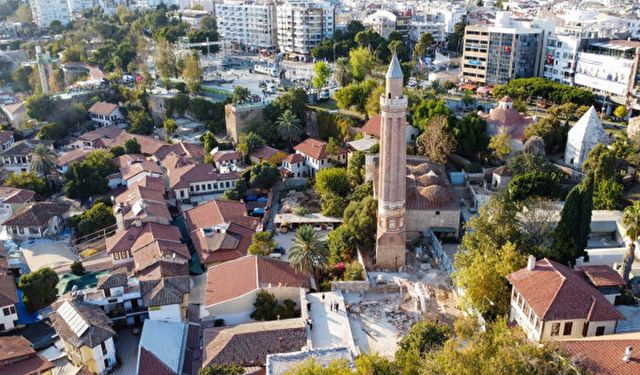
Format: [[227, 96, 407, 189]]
[[20, 239, 77, 273]]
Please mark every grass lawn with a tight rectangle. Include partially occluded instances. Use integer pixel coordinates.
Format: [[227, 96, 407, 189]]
[[307, 99, 339, 111]]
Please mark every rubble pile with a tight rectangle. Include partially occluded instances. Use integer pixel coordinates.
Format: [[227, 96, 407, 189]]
[[280, 189, 321, 213]]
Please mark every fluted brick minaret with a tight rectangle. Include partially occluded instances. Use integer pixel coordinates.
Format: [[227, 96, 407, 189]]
[[375, 53, 407, 269]]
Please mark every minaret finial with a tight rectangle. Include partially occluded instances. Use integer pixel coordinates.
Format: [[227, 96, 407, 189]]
[[386, 53, 403, 79]]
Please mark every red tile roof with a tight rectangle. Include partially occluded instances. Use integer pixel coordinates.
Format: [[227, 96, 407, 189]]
[[193, 220, 255, 265], [138, 347, 176, 375], [205, 256, 310, 306], [184, 199, 257, 233], [250, 145, 283, 161], [560, 333, 640, 375], [362, 114, 382, 138], [120, 161, 163, 181], [88, 102, 119, 116], [168, 163, 239, 190], [0, 273, 18, 306], [0, 336, 54, 375], [114, 154, 146, 169], [78, 125, 124, 142], [106, 222, 182, 254], [282, 153, 305, 164], [293, 138, 328, 160], [507, 258, 624, 322], [212, 150, 242, 162], [0, 187, 35, 204], [579, 265, 626, 288], [56, 149, 89, 167]]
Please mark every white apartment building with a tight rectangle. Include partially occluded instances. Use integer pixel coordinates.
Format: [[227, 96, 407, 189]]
[[276, 0, 335, 61], [30, 0, 71, 27], [543, 34, 580, 86], [366, 10, 397, 39], [215, 0, 278, 50], [410, 14, 447, 42], [66, 0, 95, 17]]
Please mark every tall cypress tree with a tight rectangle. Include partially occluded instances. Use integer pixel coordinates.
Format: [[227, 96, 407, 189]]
[[550, 174, 593, 265]]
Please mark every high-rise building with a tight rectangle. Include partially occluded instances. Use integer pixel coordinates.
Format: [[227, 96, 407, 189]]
[[276, 0, 334, 61], [215, 0, 278, 51], [461, 12, 545, 85], [30, 0, 71, 28], [375, 54, 407, 269]]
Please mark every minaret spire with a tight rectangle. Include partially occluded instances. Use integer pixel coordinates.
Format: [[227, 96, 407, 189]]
[[375, 54, 408, 269]]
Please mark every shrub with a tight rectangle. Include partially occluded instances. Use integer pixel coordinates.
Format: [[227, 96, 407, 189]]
[[343, 262, 365, 281], [71, 261, 84, 275]]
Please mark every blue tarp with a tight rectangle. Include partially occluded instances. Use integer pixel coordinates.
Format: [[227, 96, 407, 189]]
[[245, 195, 258, 202], [15, 289, 42, 325], [257, 197, 268, 203], [253, 208, 265, 215]]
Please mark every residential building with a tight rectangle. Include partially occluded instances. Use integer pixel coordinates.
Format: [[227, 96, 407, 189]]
[[168, 163, 240, 201], [0, 336, 55, 375], [578, 265, 626, 304], [366, 10, 398, 39], [0, 187, 35, 224], [559, 332, 640, 375], [461, 12, 545, 84], [202, 318, 306, 371], [0, 130, 15, 151], [202, 255, 311, 324], [29, 0, 71, 28], [137, 319, 188, 375], [82, 268, 148, 329], [0, 271, 18, 332], [280, 153, 306, 178], [410, 14, 447, 42], [2, 202, 69, 240], [479, 96, 534, 151], [140, 275, 190, 322], [542, 34, 581, 86], [50, 299, 117, 375], [276, 0, 335, 60], [0, 140, 55, 174], [113, 176, 172, 229], [66, 0, 95, 17], [293, 138, 347, 177], [0, 103, 26, 129], [56, 149, 89, 175], [564, 106, 609, 169], [211, 150, 243, 172], [507, 257, 625, 342], [68, 126, 124, 150], [120, 161, 163, 187], [183, 199, 259, 266], [250, 145, 287, 165], [88, 102, 125, 128], [215, 0, 278, 50], [180, 9, 210, 28]]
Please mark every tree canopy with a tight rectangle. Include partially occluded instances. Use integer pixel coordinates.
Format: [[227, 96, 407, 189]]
[[19, 268, 59, 312]]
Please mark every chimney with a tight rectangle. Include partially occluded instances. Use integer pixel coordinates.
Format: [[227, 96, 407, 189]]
[[527, 255, 536, 271], [624, 346, 633, 362]]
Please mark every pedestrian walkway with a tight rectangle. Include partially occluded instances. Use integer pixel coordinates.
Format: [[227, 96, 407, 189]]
[[307, 291, 358, 355]]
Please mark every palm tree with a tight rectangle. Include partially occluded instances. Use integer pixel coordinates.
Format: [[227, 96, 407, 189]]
[[289, 225, 327, 276], [30, 143, 56, 180], [334, 57, 351, 87], [622, 201, 640, 283], [276, 109, 303, 147]]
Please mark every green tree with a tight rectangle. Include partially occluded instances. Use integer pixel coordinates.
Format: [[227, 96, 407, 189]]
[[453, 113, 488, 157], [18, 268, 59, 312], [247, 231, 277, 256], [523, 116, 569, 154], [163, 118, 178, 138], [128, 110, 155, 135], [416, 116, 456, 164], [15, 3, 32, 23], [124, 138, 141, 154], [232, 86, 251, 105], [347, 151, 365, 185], [25, 94, 56, 121], [396, 321, 451, 375], [621, 201, 640, 283], [64, 163, 109, 200], [312, 61, 331, 89], [83, 150, 117, 176], [71, 261, 85, 275], [583, 144, 620, 182], [334, 80, 377, 114], [276, 110, 304, 147], [489, 132, 511, 160], [4, 172, 47, 194], [414, 32, 434, 59], [614, 105, 628, 119], [202, 131, 218, 152], [289, 225, 327, 276], [343, 262, 364, 280], [155, 38, 177, 87], [70, 202, 116, 237], [11, 66, 32, 92], [315, 167, 351, 197], [320, 192, 349, 217], [412, 98, 452, 130], [237, 132, 265, 157], [423, 318, 582, 374], [199, 364, 244, 375], [327, 225, 356, 265], [349, 47, 374, 82], [550, 174, 594, 265], [343, 196, 377, 247], [247, 161, 279, 189], [334, 57, 352, 87], [365, 85, 385, 117], [508, 171, 561, 202], [446, 17, 467, 53], [593, 179, 625, 210], [29, 143, 56, 179], [182, 51, 202, 94]]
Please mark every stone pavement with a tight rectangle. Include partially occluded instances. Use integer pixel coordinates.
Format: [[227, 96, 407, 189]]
[[307, 292, 358, 355], [112, 329, 140, 375]]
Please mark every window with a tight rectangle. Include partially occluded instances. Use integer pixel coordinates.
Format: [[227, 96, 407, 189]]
[[0, 323, 4, 331], [9, 306, 15, 314], [563, 322, 573, 336], [550, 323, 560, 336], [101, 342, 108, 355], [595, 326, 605, 336], [2, 307, 9, 316]]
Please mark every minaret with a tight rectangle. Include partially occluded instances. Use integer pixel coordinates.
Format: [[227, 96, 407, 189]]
[[375, 54, 407, 269]]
